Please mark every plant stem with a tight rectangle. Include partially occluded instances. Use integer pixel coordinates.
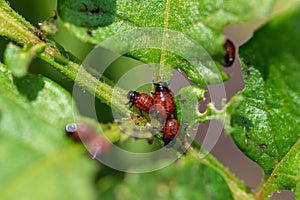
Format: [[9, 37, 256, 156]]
[[0, 0, 129, 115], [189, 145, 256, 200]]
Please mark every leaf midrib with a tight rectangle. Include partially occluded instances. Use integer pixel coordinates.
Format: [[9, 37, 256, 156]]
[[255, 138, 300, 199], [159, 0, 171, 71]]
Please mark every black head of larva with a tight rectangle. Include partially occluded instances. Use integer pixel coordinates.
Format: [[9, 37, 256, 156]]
[[154, 82, 170, 92], [127, 90, 141, 109], [127, 90, 139, 102]]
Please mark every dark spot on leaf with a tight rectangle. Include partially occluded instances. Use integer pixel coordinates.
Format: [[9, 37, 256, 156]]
[[245, 69, 251, 76], [136, 122, 140, 125], [231, 114, 253, 133], [176, 94, 182, 99], [180, 98, 187, 104], [148, 139, 154, 144], [13, 74, 45, 101], [58, 0, 116, 28], [244, 61, 251, 66], [86, 29, 93, 36], [106, 123, 111, 129], [90, 7, 100, 14], [52, 10, 58, 20], [115, 120, 122, 125], [260, 143, 267, 149]]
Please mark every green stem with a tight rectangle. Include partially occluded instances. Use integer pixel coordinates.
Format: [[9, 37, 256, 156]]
[[189, 145, 256, 200], [0, 0, 129, 115]]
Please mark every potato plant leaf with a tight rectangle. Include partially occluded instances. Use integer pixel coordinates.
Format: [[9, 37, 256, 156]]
[[4, 43, 45, 77], [0, 63, 98, 200], [174, 85, 243, 135], [98, 156, 234, 200], [231, 6, 300, 199], [174, 86, 206, 128], [57, 0, 275, 84]]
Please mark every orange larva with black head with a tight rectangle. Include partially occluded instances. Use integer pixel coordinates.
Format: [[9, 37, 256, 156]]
[[65, 123, 111, 159], [223, 39, 235, 67], [151, 82, 175, 119], [162, 118, 180, 145], [127, 90, 154, 113]]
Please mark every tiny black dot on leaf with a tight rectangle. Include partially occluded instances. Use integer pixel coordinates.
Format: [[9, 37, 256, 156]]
[[86, 29, 93, 36], [245, 70, 251, 76], [90, 7, 100, 14], [260, 144, 267, 149], [148, 139, 154, 144], [244, 61, 251, 66], [180, 99, 187, 104]]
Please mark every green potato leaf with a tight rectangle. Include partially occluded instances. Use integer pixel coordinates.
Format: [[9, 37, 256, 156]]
[[174, 85, 243, 136], [57, 0, 275, 84], [231, 6, 300, 199], [174, 86, 206, 128], [98, 156, 234, 200], [0, 63, 98, 200], [4, 43, 45, 77]]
